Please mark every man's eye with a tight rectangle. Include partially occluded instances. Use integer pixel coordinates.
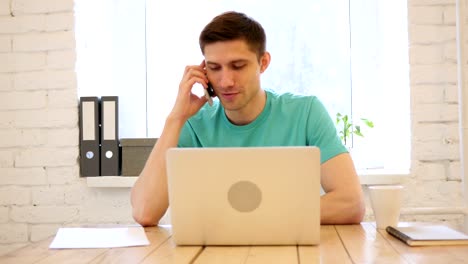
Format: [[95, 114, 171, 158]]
[[233, 64, 245, 69], [209, 66, 220, 71]]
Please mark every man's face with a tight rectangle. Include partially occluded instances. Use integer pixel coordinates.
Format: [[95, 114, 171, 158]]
[[204, 40, 267, 113]]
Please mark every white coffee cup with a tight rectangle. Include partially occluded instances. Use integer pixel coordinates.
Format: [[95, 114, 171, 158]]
[[368, 185, 404, 229]]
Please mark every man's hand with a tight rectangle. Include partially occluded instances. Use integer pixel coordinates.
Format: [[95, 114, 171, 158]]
[[170, 60, 210, 122]]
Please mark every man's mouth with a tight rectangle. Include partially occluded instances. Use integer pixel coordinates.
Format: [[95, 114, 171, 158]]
[[220, 92, 239, 101]]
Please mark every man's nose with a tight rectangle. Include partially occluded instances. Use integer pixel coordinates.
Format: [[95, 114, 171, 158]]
[[219, 70, 235, 88]]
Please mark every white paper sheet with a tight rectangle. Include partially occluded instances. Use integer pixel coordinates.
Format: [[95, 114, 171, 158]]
[[49, 227, 150, 249]]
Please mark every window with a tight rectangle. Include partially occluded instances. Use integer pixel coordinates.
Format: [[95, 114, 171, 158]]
[[75, 0, 147, 138], [76, 0, 409, 172]]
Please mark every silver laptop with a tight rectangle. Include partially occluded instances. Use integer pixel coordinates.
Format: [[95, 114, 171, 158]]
[[166, 146, 321, 245]]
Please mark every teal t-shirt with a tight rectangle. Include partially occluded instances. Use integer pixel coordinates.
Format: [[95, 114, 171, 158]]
[[178, 90, 347, 163]]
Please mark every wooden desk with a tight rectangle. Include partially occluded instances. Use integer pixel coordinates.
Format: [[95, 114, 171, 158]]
[[1, 223, 467, 264]]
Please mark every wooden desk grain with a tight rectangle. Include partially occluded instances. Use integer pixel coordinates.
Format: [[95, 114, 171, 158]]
[[1, 223, 467, 264]]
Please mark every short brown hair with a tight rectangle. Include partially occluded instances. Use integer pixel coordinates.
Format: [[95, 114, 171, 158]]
[[199, 11, 266, 60]]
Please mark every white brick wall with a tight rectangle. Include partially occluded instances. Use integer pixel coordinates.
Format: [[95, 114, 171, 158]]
[[0, 0, 466, 256], [4, 109, 78, 128], [13, 70, 77, 90], [0, 74, 12, 91], [0, 168, 47, 185], [0, 91, 48, 110], [0, 223, 28, 243], [0, 35, 10, 52], [0, 187, 30, 205], [402, 0, 467, 227], [46, 166, 78, 185], [10, 206, 79, 223], [411, 64, 458, 83], [0, 53, 46, 72], [13, 31, 75, 51], [30, 224, 61, 242], [0, 1, 9, 16], [0, 207, 9, 223], [0, 150, 14, 167], [11, 0, 74, 14], [47, 50, 76, 70], [0, 0, 133, 255]]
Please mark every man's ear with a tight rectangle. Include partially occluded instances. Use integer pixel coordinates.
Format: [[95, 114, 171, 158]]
[[259, 52, 271, 73]]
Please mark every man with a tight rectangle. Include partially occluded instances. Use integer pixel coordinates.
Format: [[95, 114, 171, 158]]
[[131, 11, 365, 226]]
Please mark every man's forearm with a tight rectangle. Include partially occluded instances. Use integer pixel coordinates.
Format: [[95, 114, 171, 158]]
[[130, 116, 186, 226]]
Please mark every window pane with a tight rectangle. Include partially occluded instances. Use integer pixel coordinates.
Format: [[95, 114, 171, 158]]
[[76, 0, 147, 138], [146, 0, 351, 137], [350, 0, 410, 172]]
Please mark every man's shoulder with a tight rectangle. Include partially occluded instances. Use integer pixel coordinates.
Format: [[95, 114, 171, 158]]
[[266, 90, 330, 120], [266, 89, 319, 106]]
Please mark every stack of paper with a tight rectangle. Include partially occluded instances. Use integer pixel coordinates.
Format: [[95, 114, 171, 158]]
[[49, 227, 150, 249]]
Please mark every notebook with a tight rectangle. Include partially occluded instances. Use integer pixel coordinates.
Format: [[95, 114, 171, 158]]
[[386, 225, 468, 246], [165, 146, 321, 245]]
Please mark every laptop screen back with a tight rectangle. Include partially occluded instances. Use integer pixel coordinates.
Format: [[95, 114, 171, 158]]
[[166, 146, 321, 245]]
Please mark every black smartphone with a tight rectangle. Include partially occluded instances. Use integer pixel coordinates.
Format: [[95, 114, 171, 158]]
[[204, 82, 215, 106], [207, 82, 215, 97]]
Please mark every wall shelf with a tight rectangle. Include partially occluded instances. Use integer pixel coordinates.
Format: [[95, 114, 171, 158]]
[[86, 176, 137, 188], [85, 171, 407, 188]]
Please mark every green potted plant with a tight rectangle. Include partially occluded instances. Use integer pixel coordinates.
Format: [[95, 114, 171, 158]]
[[335, 112, 374, 147]]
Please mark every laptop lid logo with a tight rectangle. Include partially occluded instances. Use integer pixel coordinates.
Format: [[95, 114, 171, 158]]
[[227, 181, 262, 212]]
